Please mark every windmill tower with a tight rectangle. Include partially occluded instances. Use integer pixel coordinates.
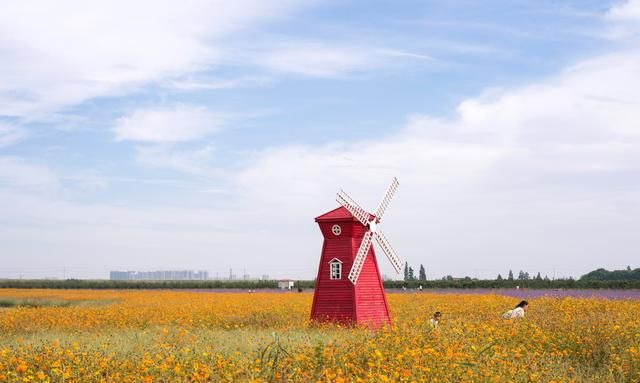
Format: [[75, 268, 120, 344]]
[[310, 178, 403, 327]]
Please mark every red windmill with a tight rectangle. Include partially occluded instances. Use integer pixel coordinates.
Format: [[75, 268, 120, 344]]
[[310, 178, 403, 327]]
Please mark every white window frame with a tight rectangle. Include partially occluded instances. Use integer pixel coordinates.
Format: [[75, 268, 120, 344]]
[[329, 258, 342, 280]]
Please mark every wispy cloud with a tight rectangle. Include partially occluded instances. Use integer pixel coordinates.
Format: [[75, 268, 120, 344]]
[[256, 41, 381, 77], [253, 40, 438, 78], [0, 0, 310, 118], [114, 105, 223, 143], [0, 157, 59, 190], [607, 0, 640, 20], [135, 145, 222, 177], [162, 75, 273, 91], [0, 122, 28, 147], [605, 0, 640, 40], [230, 47, 640, 277]]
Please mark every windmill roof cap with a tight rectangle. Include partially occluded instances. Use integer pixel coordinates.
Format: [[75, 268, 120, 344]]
[[315, 206, 374, 222]]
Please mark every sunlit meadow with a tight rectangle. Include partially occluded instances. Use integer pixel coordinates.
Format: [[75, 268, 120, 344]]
[[1, 289, 639, 382]]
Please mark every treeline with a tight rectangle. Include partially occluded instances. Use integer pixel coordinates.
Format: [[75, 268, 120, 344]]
[[580, 267, 640, 281], [0, 279, 279, 290], [385, 278, 640, 289], [2, 278, 640, 290], [396, 264, 640, 289], [2, 267, 639, 290]]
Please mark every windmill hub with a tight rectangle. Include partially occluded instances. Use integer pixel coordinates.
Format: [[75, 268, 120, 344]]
[[368, 219, 378, 233]]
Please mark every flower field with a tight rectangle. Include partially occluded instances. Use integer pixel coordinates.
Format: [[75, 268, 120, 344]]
[[1, 289, 639, 382]]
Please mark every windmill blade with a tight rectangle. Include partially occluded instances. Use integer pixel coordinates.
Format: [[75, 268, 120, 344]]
[[374, 229, 402, 274], [348, 230, 373, 284], [337, 189, 370, 227], [374, 177, 399, 221]]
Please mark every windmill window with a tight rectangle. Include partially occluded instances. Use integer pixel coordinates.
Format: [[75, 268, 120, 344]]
[[330, 261, 342, 280], [331, 224, 341, 236]]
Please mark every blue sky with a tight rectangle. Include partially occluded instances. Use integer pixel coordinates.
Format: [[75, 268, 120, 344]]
[[1, 0, 639, 279]]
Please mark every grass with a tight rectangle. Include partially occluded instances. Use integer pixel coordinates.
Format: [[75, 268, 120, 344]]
[[0, 326, 356, 357], [0, 297, 118, 308]]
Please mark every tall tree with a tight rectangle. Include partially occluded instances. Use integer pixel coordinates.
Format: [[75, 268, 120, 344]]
[[518, 270, 525, 280], [404, 262, 409, 281], [508, 270, 514, 280], [408, 267, 415, 281], [535, 272, 542, 281], [419, 264, 426, 281], [496, 274, 503, 281]]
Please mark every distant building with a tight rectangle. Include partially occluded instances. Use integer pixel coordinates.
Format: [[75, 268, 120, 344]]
[[278, 279, 295, 290], [110, 271, 136, 280], [109, 270, 209, 281]]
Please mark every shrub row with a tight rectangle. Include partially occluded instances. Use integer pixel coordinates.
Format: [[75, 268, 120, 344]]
[[1, 278, 640, 289]]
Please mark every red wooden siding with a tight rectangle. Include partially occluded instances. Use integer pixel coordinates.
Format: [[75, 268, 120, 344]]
[[310, 221, 355, 322], [354, 246, 391, 326]]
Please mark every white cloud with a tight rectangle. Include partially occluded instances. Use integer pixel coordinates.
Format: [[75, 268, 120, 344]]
[[2, 1, 640, 280], [0, 123, 27, 147], [228, 48, 640, 279], [2, 47, 640, 279], [0, 0, 308, 118], [162, 75, 273, 91], [135, 145, 221, 177], [114, 105, 222, 143], [0, 0, 443, 122], [255, 41, 433, 78], [0, 157, 59, 190], [257, 41, 378, 77], [605, 0, 640, 40], [607, 0, 640, 20]]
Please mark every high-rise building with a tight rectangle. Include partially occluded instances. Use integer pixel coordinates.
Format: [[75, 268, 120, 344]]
[[109, 270, 209, 281]]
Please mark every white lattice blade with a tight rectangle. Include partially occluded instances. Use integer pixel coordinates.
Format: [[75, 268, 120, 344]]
[[348, 230, 373, 284], [336, 189, 370, 227], [375, 177, 399, 221], [374, 229, 402, 274]]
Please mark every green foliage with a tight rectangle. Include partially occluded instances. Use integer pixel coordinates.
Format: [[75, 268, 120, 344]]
[[2, 266, 639, 290], [0, 279, 278, 290], [418, 264, 426, 281], [580, 267, 640, 281], [383, 278, 640, 289], [403, 262, 409, 281]]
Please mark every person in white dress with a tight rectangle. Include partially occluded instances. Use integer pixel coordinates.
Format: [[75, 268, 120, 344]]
[[429, 311, 442, 328], [502, 300, 528, 319]]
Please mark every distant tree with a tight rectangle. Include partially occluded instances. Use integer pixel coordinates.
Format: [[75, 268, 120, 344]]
[[544, 275, 550, 281], [508, 270, 514, 281], [580, 267, 640, 281], [404, 262, 409, 281], [419, 264, 427, 281], [535, 272, 542, 281], [518, 270, 525, 280], [496, 274, 503, 281], [445, 275, 454, 281], [524, 272, 530, 280], [408, 267, 415, 281]]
